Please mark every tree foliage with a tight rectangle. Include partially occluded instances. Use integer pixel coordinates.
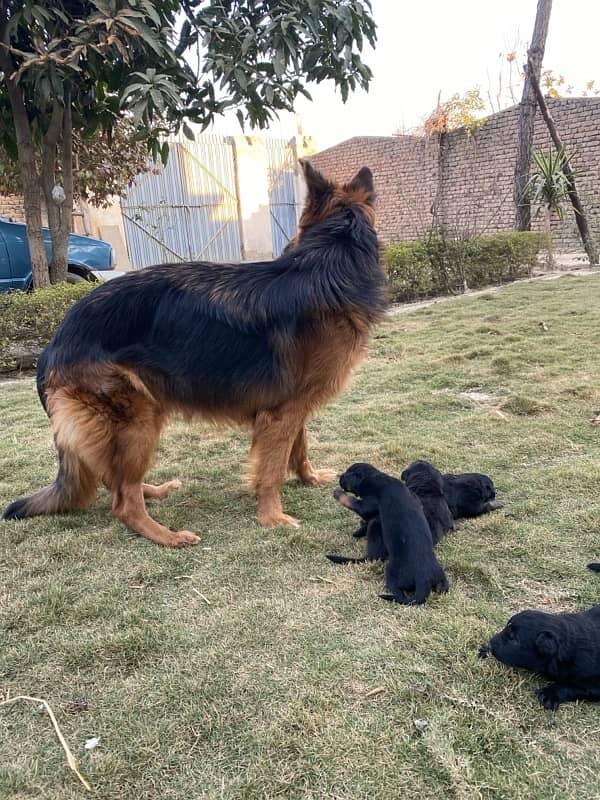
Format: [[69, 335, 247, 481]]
[[0, 116, 155, 208], [0, 0, 376, 287], [423, 89, 486, 136]]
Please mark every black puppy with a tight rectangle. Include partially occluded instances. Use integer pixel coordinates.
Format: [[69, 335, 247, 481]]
[[479, 606, 600, 709], [328, 489, 385, 564], [442, 471, 503, 519], [330, 463, 449, 605], [400, 461, 455, 545]]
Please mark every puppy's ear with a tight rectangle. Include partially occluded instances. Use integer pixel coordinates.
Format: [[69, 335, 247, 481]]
[[300, 160, 332, 205], [535, 630, 559, 657]]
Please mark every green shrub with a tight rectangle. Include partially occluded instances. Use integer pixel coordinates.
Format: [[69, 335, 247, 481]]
[[465, 232, 545, 287], [0, 282, 94, 372], [384, 241, 434, 302], [383, 231, 545, 303]]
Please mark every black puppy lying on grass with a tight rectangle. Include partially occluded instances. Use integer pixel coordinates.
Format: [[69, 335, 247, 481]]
[[442, 470, 503, 519], [328, 463, 448, 605], [337, 460, 455, 546], [401, 461, 455, 545], [336, 460, 501, 547], [479, 606, 600, 709]]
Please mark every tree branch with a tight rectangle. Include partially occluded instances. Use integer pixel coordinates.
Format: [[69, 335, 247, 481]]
[[527, 61, 599, 265]]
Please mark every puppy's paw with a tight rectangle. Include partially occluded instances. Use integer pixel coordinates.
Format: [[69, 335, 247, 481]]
[[478, 644, 491, 659], [537, 684, 563, 711], [379, 592, 416, 606], [333, 488, 355, 508]]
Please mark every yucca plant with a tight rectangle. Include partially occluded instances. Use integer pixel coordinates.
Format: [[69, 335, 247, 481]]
[[524, 146, 573, 266]]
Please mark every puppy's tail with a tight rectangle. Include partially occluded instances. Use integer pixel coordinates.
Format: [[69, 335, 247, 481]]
[[380, 591, 428, 606], [2, 447, 96, 520], [587, 563, 600, 573], [326, 553, 368, 565]]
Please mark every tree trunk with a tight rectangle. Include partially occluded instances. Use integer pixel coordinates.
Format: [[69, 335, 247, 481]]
[[41, 96, 73, 284], [58, 97, 74, 279], [527, 62, 599, 265], [514, 0, 553, 231], [41, 100, 64, 284], [0, 47, 50, 288]]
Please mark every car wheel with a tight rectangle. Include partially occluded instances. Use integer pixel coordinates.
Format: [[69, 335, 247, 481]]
[[66, 272, 87, 284]]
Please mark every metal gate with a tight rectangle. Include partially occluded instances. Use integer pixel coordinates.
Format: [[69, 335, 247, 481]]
[[121, 135, 243, 268], [266, 137, 299, 257]]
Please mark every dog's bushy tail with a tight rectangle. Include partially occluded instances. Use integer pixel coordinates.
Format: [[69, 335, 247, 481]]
[[2, 447, 96, 520], [587, 563, 600, 573]]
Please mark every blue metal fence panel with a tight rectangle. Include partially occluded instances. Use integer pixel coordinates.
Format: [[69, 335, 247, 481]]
[[121, 135, 242, 268], [266, 138, 299, 257]]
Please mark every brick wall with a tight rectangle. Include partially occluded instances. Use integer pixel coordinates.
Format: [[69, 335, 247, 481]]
[[0, 194, 27, 223], [311, 98, 600, 254]]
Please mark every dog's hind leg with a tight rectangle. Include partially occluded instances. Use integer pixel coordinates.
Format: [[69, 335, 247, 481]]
[[51, 373, 198, 547], [104, 403, 199, 548], [537, 684, 600, 710], [288, 425, 336, 486], [250, 408, 305, 527]]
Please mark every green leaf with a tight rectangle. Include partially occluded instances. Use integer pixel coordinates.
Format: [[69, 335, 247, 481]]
[[234, 68, 248, 91], [160, 140, 170, 166], [182, 121, 195, 140]]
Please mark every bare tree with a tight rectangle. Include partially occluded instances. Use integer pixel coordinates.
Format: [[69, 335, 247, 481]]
[[514, 0, 553, 231]]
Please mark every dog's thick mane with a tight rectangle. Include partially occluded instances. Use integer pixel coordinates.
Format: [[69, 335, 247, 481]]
[[179, 207, 385, 329]]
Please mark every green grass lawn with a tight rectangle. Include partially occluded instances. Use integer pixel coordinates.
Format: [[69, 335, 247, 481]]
[[1, 273, 600, 799]]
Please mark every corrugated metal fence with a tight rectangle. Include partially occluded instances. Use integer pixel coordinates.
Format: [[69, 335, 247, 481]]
[[121, 135, 298, 267], [267, 137, 299, 257]]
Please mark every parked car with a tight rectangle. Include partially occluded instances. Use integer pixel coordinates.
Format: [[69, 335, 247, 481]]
[[0, 216, 122, 292]]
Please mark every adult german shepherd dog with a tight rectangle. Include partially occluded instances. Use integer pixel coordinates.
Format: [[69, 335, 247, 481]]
[[3, 162, 387, 547]]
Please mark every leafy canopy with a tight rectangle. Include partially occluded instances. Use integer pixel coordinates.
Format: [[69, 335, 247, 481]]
[[0, 0, 377, 164]]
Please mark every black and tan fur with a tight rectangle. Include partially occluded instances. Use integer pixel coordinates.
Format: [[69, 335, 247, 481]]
[[3, 162, 387, 547]]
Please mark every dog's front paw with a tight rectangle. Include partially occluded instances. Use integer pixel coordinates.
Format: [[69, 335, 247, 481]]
[[478, 644, 491, 659], [259, 511, 300, 528], [303, 468, 337, 487], [537, 685, 563, 711]]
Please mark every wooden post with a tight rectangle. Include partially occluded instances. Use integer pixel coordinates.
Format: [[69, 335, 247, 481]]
[[514, 0, 553, 231]]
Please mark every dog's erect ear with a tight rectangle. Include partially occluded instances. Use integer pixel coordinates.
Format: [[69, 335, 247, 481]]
[[300, 160, 332, 204], [346, 166, 375, 199], [535, 630, 559, 657]]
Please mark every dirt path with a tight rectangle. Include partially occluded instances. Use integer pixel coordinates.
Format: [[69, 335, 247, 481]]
[[389, 267, 598, 315]]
